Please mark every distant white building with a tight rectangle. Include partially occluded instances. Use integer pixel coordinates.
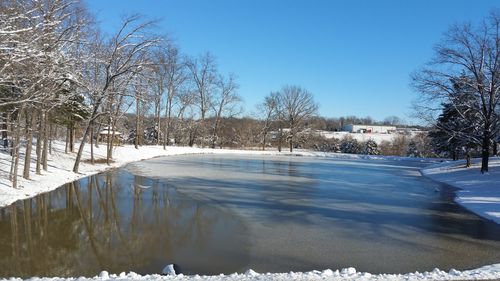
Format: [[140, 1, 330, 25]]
[[341, 124, 396, 134]]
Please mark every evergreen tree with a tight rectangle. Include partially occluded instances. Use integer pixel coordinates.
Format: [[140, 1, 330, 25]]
[[428, 81, 480, 162], [340, 138, 362, 154], [406, 140, 422, 157], [363, 139, 380, 155]]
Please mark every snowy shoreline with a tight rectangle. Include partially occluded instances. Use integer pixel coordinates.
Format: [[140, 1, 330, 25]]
[[1, 142, 500, 280], [422, 156, 500, 225], [2, 264, 500, 281]]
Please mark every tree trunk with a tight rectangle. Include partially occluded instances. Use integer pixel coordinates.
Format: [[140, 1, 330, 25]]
[[494, 141, 498, 156], [74, 98, 104, 173], [95, 122, 101, 148], [42, 112, 48, 171], [23, 110, 35, 179], [135, 98, 140, 149], [65, 126, 69, 154], [211, 116, 220, 149], [480, 129, 490, 173], [69, 122, 74, 153], [262, 132, 267, 151], [35, 111, 42, 175], [277, 128, 282, 153], [1, 112, 7, 149], [465, 147, 471, 168], [10, 110, 22, 188], [289, 138, 293, 153], [90, 121, 94, 165], [165, 108, 171, 148], [49, 123, 53, 155], [106, 119, 112, 165]]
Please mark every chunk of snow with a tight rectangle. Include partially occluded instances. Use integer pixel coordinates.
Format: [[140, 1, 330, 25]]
[[162, 264, 176, 275], [98, 271, 108, 279], [341, 267, 356, 275], [245, 269, 258, 276], [321, 269, 334, 276]]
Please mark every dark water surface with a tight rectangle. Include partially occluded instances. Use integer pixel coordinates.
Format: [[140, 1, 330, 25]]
[[1, 154, 500, 277]]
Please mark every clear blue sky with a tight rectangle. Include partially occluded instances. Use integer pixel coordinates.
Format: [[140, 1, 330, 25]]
[[85, 0, 498, 123]]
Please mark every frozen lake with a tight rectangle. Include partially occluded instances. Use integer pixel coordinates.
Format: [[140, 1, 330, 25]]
[[1, 154, 500, 277]]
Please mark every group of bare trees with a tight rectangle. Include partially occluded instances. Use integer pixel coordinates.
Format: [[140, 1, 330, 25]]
[[1, 0, 90, 187], [0, 0, 242, 188], [412, 11, 500, 173]]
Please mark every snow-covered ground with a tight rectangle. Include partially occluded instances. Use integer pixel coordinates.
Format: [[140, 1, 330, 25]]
[[422, 156, 500, 224], [1, 141, 500, 280], [318, 131, 397, 143], [3, 264, 500, 281]]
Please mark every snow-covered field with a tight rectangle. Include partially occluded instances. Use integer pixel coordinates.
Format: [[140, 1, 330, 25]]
[[1, 141, 500, 280], [318, 131, 398, 143]]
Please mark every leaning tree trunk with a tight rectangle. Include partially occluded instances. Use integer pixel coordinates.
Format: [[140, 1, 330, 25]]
[[74, 97, 105, 173]]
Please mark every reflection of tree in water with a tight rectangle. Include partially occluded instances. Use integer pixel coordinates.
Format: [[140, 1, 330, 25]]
[[0, 171, 249, 277]]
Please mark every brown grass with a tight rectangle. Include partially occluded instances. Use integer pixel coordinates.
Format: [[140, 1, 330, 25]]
[[83, 158, 114, 164]]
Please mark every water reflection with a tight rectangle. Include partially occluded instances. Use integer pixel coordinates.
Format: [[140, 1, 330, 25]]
[[0, 171, 249, 277], [126, 154, 500, 274]]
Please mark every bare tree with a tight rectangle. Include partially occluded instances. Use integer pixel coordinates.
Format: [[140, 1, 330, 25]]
[[412, 12, 500, 173], [186, 52, 217, 147], [73, 15, 159, 173], [153, 42, 187, 148], [258, 92, 278, 151], [210, 74, 241, 148], [276, 85, 318, 152]]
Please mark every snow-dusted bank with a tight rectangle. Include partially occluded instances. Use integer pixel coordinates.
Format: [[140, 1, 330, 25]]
[[2, 142, 500, 280], [2, 264, 500, 281], [422, 156, 500, 224]]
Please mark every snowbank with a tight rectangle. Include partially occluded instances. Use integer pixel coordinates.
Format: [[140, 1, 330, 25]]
[[3, 264, 500, 281], [422, 157, 500, 224]]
